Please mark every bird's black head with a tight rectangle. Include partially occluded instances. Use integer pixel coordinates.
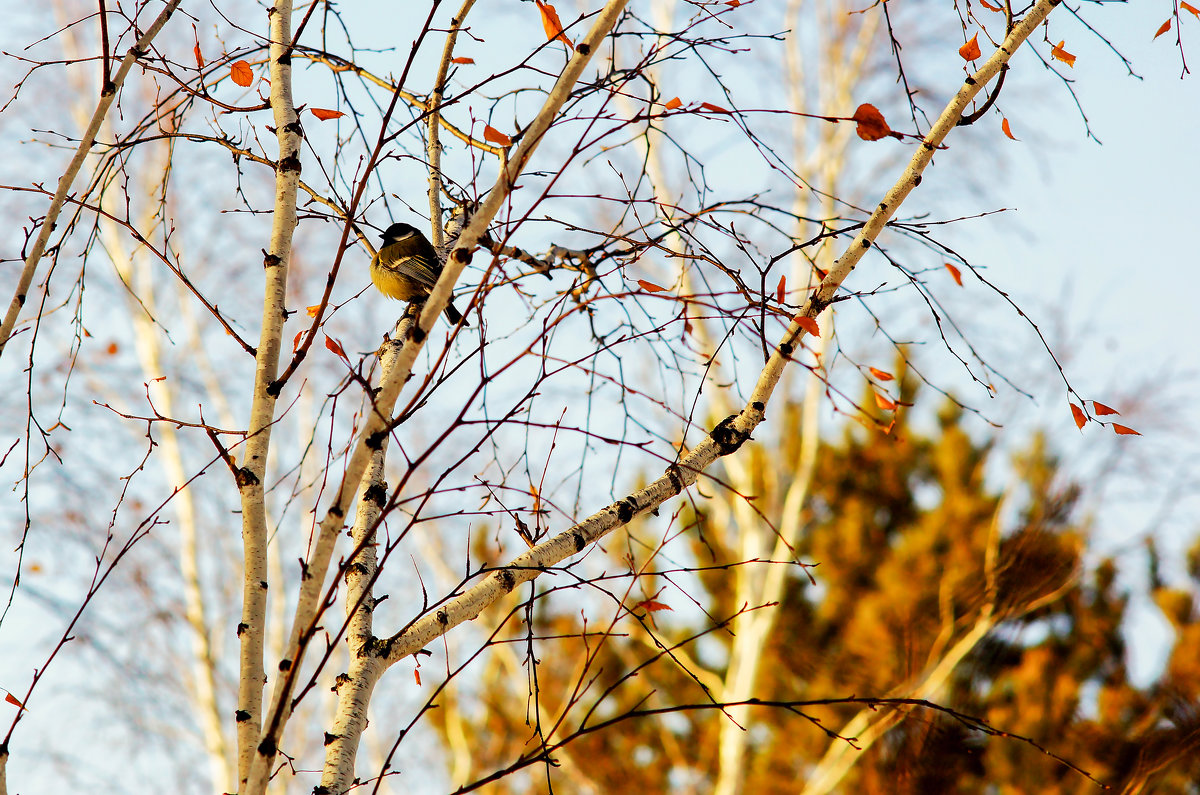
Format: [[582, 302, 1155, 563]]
[[380, 222, 420, 244]]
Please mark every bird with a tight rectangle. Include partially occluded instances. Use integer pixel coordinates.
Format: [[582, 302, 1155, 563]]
[[370, 222, 465, 325]]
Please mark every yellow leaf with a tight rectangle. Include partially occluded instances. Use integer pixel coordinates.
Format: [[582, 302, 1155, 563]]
[[230, 60, 253, 87], [637, 279, 668, 293], [851, 103, 890, 141], [1050, 40, 1076, 67], [483, 125, 512, 145], [959, 33, 981, 61], [535, 1, 574, 49], [944, 262, 963, 286]]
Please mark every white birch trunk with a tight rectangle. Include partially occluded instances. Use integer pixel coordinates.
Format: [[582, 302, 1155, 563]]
[[236, 1, 302, 790]]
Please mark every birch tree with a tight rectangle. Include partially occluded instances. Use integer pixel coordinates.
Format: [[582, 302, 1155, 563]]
[[0, 0, 1183, 792]]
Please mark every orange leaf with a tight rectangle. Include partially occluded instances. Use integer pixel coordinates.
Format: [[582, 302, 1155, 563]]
[[230, 60, 253, 87], [483, 124, 512, 145], [634, 599, 673, 613], [851, 103, 890, 141], [324, 335, 348, 360], [869, 367, 894, 381], [106, 342, 119, 355], [944, 262, 963, 286], [535, 0, 574, 49], [4, 692, 24, 709], [1069, 402, 1087, 430], [959, 33, 982, 61], [1154, 19, 1172, 39], [192, 24, 204, 69], [306, 304, 321, 318], [1113, 424, 1141, 436], [637, 279, 668, 293], [664, 97, 683, 110], [414, 668, 422, 685], [776, 274, 786, 304], [451, 57, 475, 64], [1091, 401, 1120, 416], [701, 102, 731, 114], [310, 108, 344, 121], [1001, 117, 1018, 140], [292, 330, 304, 353], [978, 0, 1002, 10], [874, 392, 897, 411], [1183, 2, 1200, 18], [796, 316, 820, 337], [727, 0, 741, 5], [1051, 41, 1076, 67]]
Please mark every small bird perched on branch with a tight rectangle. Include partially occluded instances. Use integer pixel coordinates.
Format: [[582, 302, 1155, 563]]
[[370, 222, 465, 325]]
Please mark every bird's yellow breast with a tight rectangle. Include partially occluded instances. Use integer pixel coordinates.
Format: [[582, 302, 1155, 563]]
[[371, 260, 426, 301]]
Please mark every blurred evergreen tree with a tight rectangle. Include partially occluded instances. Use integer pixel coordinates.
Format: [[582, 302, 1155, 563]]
[[435, 379, 1200, 794]]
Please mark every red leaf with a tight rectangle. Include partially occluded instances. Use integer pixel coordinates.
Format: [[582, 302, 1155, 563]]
[[230, 60, 253, 87], [483, 124, 512, 145], [944, 262, 963, 286], [1183, 2, 1200, 18], [959, 33, 982, 61], [1069, 402, 1087, 430], [797, 316, 820, 337], [4, 692, 24, 709], [1001, 118, 1018, 140], [874, 392, 897, 411], [451, 57, 475, 64], [192, 24, 204, 69], [776, 274, 786, 304], [978, 0, 1002, 10], [1091, 401, 1120, 416], [323, 334, 348, 361], [1112, 424, 1141, 436], [726, 0, 741, 5], [1154, 19, 1172, 39], [1050, 41, 1076, 67], [869, 367, 894, 382], [701, 102, 731, 114], [851, 103, 890, 141], [310, 108, 344, 121], [637, 279, 668, 293], [633, 599, 673, 613], [535, 0, 574, 49], [664, 97, 683, 110]]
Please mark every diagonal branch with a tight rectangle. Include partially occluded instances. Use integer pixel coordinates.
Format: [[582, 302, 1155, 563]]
[[0, 0, 183, 361], [376, 0, 1064, 666]]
